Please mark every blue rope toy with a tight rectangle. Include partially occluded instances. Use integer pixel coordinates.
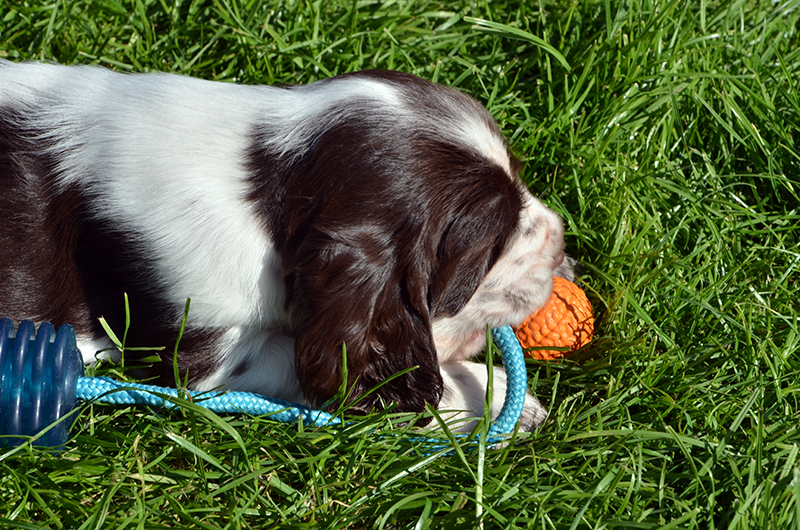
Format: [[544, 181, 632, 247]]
[[0, 318, 528, 449]]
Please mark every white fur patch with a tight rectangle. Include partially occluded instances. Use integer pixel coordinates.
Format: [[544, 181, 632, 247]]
[[192, 329, 304, 403], [76, 336, 117, 364]]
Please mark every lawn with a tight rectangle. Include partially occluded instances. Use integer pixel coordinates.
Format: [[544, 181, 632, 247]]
[[1, 0, 799, 528]]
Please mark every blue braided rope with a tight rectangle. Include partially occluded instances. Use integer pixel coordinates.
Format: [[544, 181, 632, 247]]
[[76, 326, 527, 439], [76, 376, 341, 426], [488, 326, 528, 437]]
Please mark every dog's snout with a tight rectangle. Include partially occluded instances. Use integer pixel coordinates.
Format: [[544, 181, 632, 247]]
[[553, 248, 565, 268], [546, 213, 566, 268], [549, 213, 565, 241]]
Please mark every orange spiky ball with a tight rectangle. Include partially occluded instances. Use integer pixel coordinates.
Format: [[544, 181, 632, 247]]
[[513, 276, 594, 360]]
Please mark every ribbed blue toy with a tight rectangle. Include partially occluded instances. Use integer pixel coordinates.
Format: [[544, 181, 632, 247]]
[[0, 318, 528, 448]]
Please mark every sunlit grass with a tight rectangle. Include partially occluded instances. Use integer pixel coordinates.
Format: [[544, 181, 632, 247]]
[[1, 0, 799, 527]]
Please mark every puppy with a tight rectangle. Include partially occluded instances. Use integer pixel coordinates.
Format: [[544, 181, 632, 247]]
[[0, 61, 565, 430]]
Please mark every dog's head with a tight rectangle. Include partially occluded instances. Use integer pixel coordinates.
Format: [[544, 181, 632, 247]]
[[248, 71, 564, 415]]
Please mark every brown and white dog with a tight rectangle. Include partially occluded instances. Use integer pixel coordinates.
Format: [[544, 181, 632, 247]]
[[0, 61, 566, 430]]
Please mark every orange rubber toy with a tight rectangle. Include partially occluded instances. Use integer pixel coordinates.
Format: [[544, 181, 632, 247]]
[[513, 276, 594, 360]]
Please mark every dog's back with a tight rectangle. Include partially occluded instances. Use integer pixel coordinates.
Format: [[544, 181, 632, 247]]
[[0, 61, 282, 359]]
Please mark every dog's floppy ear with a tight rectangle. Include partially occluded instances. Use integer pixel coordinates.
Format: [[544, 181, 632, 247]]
[[285, 162, 524, 416], [287, 224, 444, 415], [421, 144, 526, 319]]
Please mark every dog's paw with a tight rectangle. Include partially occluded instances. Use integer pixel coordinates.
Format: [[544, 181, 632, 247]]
[[436, 361, 547, 432]]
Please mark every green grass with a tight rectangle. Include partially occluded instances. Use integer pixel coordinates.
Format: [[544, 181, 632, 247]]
[[1, 0, 800, 527]]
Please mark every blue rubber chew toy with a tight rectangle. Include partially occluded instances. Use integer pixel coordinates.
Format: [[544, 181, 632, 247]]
[[0, 318, 527, 448]]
